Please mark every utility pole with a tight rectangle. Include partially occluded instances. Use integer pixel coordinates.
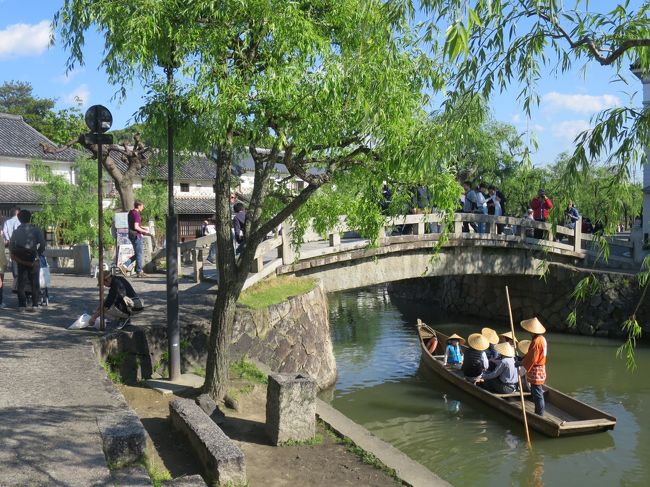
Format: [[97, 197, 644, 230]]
[[165, 64, 181, 381]]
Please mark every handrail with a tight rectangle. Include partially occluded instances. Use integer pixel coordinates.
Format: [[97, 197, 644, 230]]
[[179, 212, 637, 283]]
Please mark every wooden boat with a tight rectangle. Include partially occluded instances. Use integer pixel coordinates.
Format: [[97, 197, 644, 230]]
[[416, 320, 616, 437]]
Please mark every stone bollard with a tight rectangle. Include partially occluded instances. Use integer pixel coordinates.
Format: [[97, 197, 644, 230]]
[[265, 373, 316, 445]]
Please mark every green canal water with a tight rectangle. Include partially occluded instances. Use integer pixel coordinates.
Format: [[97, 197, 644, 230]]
[[323, 286, 650, 487]]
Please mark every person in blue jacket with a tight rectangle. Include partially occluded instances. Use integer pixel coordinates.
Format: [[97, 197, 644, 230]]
[[444, 334, 464, 367]]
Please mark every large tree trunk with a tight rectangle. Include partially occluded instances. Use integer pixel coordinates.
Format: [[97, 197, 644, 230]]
[[115, 177, 135, 211], [203, 138, 245, 400]]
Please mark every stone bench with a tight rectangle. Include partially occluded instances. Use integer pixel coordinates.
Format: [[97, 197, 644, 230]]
[[169, 398, 246, 486]]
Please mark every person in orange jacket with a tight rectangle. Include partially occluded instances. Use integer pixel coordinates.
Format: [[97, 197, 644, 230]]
[[520, 317, 548, 416]]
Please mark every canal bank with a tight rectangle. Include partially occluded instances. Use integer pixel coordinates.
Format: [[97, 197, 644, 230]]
[[325, 285, 650, 487]]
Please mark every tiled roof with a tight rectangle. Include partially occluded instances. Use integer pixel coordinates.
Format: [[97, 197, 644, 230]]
[[0, 113, 83, 162], [174, 197, 215, 215], [0, 183, 41, 204]]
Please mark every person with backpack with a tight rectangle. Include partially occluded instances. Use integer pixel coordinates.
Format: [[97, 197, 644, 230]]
[[90, 272, 144, 329], [9, 210, 46, 312]]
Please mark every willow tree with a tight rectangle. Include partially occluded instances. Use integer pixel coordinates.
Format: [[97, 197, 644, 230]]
[[55, 0, 455, 398], [422, 0, 650, 365]]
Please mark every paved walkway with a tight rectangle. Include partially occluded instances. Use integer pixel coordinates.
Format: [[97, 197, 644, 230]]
[[0, 271, 214, 486]]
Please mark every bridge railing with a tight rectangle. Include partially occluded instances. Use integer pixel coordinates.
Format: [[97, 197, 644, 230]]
[[181, 212, 637, 284]]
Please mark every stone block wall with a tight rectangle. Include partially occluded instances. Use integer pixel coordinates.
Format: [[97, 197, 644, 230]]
[[387, 264, 650, 337]]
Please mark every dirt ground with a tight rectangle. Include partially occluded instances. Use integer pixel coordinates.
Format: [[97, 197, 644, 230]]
[[118, 380, 402, 487]]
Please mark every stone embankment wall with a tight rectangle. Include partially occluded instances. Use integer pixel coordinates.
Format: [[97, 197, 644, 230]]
[[99, 282, 337, 388], [387, 264, 650, 337]]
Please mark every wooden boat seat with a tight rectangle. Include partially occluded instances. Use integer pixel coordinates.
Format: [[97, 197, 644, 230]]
[[494, 392, 531, 398]]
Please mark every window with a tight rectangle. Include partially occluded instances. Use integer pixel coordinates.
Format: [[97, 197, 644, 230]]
[[26, 164, 51, 182], [180, 183, 190, 192]]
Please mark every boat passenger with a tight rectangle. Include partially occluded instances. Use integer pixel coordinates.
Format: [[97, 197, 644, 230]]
[[482, 327, 500, 364], [443, 334, 464, 367], [477, 342, 519, 394], [520, 317, 548, 417], [499, 330, 518, 345], [462, 333, 489, 380]]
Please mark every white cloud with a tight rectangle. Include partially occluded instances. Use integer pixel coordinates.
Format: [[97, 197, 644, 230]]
[[542, 92, 621, 115], [0, 20, 51, 59], [551, 119, 591, 144], [511, 113, 521, 123], [54, 68, 85, 85], [64, 84, 90, 106]]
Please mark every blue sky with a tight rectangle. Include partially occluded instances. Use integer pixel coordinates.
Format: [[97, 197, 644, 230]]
[[0, 0, 644, 167]]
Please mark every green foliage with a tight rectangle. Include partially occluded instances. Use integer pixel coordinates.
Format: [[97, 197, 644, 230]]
[[0, 80, 85, 144], [229, 358, 268, 385], [238, 276, 317, 310], [102, 351, 129, 384], [31, 158, 114, 253]]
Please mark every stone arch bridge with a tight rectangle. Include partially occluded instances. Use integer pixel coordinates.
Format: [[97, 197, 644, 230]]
[[178, 212, 638, 292]]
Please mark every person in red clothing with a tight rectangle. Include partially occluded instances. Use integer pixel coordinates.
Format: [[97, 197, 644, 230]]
[[530, 189, 553, 239], [520, 317, 548, 416]]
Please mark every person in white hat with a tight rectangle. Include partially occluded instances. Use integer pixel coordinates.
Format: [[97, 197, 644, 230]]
[[476, 342, 519, 394], [462, 333, 489, 380], [520, 317, 547, 416]]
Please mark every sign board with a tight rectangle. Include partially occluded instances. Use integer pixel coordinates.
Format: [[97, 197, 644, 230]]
[[114, 212, 133, 267]]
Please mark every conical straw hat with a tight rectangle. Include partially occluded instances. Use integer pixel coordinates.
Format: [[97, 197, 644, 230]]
[[447, 333, 465, 344], [481, 327, 499, 345], [499, 331, 519, 343], [520, 317, 546, 335], [518, 340, 531, 355], [494, 342, 515, 358], [467, 333, 489, 351]]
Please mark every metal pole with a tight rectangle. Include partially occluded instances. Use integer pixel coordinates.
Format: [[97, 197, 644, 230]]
[[98, 142, 105, 331], [166, 66, 181, 380]]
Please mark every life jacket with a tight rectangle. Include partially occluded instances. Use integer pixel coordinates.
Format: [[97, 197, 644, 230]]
[[446, 344, 462, 364], [462, 348, 486, 377]]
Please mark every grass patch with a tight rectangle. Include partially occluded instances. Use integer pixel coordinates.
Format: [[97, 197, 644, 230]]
[[192, 367, 206, 377], [238, 276, 317, 309], [141, 449, 172, 487], [320, 420, 401, 483], [280, 433, 323, 446], [101, 351, 129, 384], [229, 357, 268, 384]]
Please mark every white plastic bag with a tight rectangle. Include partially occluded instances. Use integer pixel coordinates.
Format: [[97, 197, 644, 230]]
[[40, 266, 51, 288], [68, 313, 92, 330]]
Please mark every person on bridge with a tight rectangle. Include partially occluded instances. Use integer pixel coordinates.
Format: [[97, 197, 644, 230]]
[[462, 333, 489, 380], [530, 189, 553, 239], [520, 317, 548, 417], [476, 342, 519, 394], [232, 202, 246, 255], [443, 334, 464, 367]]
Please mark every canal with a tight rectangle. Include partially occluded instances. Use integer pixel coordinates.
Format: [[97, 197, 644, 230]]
[[323, 285, 650, 487]]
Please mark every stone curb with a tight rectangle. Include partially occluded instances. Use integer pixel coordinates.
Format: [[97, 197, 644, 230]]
[[163, 474, 208, 486], [97, 409, 147, 467], [316, 399, 452, 487]]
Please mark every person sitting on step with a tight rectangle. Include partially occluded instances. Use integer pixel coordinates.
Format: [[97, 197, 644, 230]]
[[90, 272, 143, 329]]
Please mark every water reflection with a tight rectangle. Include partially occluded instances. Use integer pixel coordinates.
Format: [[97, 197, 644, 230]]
[[324, 285, 650, 487]]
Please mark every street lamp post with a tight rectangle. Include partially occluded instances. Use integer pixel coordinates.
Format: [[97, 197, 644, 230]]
[[84, 105, 113, 332]]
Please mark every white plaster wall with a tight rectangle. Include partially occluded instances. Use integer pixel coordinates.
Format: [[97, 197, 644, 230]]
[[0, 157, 74, 183]]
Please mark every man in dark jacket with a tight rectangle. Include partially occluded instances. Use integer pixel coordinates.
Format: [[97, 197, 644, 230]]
[[9, 210, 46, 311], [90, 273, 142, 328]]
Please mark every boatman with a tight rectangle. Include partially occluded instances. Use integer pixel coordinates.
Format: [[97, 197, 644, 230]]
[[520, 317, 547, 417]]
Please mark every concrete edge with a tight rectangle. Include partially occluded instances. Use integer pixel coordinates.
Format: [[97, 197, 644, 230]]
[[316, 399, 452, 487]]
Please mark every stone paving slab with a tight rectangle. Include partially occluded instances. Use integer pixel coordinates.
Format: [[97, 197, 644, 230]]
[[0, 271, 215, 486]]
